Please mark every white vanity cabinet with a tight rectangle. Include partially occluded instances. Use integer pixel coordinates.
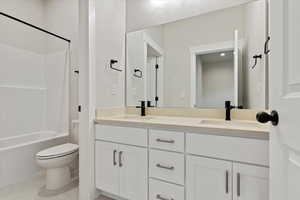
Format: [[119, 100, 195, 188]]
[[95, 124, 269, 200], [119, 144, 148, 200], [95, 141, 119, 195], [149, 149, 185, 185], [232, 163, 269, 200], [186, 133, 269, 200], [149, 129, 185, 152], [186, 156, 269, 200], [186, 156, 232, 200], [149, 179, 185, 200], [95, 126, 148, 200], [148, 129, 186, 200]]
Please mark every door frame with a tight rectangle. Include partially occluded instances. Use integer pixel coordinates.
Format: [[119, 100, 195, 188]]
[[78, 0, 97, 199], [189, 40, 238, 108], [143, 33, 164, 106]]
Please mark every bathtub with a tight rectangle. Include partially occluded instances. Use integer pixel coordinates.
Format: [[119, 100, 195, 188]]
[[0, 131, 68, 188]]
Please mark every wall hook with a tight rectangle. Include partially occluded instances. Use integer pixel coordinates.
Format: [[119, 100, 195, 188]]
[[133, 69, 143, 78], [264, 36, 270, 55], [251, 54, 262, 69], [110, 59, 122, 72]]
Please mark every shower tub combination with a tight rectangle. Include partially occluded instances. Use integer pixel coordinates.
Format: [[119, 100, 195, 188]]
[[0, 12, 72, 190], [0, 131, 68, 189], [0, 43, 70, 189]]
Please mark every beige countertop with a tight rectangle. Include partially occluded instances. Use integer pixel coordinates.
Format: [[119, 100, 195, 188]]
[[95, 114, 269, 140]]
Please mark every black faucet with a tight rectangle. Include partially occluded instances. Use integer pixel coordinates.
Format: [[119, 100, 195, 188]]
[[225, 101, 243, 121], [147, 100, 155, 108], [136, 101, 146, 116]]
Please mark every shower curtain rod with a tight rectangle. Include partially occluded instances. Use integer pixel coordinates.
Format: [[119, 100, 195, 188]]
[[0, 12, 71, 43]]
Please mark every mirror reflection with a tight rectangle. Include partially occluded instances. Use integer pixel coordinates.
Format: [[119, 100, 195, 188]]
[[126, 0, 268, 109]]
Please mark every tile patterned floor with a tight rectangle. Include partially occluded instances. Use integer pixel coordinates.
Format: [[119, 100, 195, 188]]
[[0, 173, 78, 200]]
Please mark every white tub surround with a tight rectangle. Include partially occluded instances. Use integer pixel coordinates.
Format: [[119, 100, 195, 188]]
[[0, 42, 70, 189], [0, 131, 68, 151], [0, 131, 68, 189], [94, 107, 269, 200]]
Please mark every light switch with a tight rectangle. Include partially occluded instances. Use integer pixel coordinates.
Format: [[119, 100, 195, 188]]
[[111, 84, 117, 95]]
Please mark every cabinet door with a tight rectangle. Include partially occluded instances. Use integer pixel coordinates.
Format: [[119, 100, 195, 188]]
[[95, 141, 119, 196], [233, 163, 269, 200], [119, 144, 148, 200], [186, 155, 232, 200]]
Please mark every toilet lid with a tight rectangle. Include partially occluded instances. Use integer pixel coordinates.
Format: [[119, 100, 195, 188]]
[[36, 143, 79, 158]]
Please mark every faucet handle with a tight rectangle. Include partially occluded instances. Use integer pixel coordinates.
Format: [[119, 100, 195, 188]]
[[225, 101, 231, 108], [225, 101, 243, 109], [147, 101, 155, 108], [136, 100, 145, 108]]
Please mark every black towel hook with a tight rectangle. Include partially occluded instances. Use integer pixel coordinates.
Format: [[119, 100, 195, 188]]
[[110, 59, 122, 72], [251, 54, 262, 69], [133, 69, 143, 78], [264, 36, 271, 55]]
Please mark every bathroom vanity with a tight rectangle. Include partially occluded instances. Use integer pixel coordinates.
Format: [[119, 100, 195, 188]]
[[94, 1, 270, 199], [94, 112, 269, 200]]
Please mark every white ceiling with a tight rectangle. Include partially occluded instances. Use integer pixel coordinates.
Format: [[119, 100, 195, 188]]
[[199, 50, 234, 64], [126, 0, 256, 32]]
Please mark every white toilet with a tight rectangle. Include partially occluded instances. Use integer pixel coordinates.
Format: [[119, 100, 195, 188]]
[[36, 143, 79, 190]]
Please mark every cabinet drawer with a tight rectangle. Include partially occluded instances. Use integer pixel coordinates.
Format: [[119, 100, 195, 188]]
[[95, 125, 147, 147], [149, 129, 184, 152], [149, 179, 184, 200], [186, 133, 269, 166], [149, 149, 184, 185]]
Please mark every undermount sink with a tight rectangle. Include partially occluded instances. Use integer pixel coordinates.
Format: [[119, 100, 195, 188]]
[[200, 119, 267, 129], [116, 115, 154, 120]]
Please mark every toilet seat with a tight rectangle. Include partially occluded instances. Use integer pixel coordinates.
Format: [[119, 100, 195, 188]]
[[36, 143, 79, 160]]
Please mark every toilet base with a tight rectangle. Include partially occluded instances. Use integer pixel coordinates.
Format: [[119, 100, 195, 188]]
[[46, 166, 71, 190]]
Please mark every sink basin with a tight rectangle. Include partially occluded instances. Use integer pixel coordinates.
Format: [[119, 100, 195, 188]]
[[200, 119, 267, 129], [116, 115, 154, 120]]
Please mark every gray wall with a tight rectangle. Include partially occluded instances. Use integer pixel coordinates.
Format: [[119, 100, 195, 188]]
[[198, 60, 234, 108], [95, 0, 126, 107], [162, 5, 245, 107], [243, 0, 267, 109]]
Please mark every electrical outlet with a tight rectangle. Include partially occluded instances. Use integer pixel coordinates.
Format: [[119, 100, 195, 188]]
[[111, 84, 117, 95]]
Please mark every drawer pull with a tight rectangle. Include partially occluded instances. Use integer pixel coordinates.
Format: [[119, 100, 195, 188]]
[[113, 150, 117, 166], [156, 163, 175, 170], [237, 173, 241, 197], [225, 170, 229, 194], [156, 138, 175, 144], [119, 151, 123, 167], [156, 194, 174, 200]]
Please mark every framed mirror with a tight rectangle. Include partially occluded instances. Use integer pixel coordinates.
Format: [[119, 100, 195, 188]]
[[126, 0, 268, 109]]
